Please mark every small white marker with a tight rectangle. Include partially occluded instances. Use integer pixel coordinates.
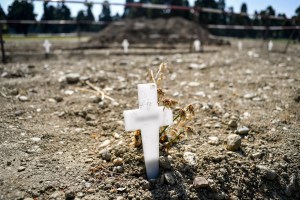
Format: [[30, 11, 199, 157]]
[[122, 39, 129, 54], [268, 40, 273, 52], [238, 41, 243, 51], [193, 39, 201, 52], [124, 83, 173, 179], [43, 39, 52, 54]]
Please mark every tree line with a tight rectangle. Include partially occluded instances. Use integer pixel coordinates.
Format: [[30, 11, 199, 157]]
[[0, 0, 299, 39]]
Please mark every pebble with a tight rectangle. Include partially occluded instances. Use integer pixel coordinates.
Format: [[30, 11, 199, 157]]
[[208, 136, 219, 145], [18, 95, 29, 102], [101, 151, 112, 161], [256, 165, 277, 180], [66, 73, 80, 84], [226, 134, 241, 151], [159, 156, 171, 169], [285, 174, 296, 196], [114, 166, 124, 173], [49, 191, 65, 199], [189, 63, 207, 70], [164, 172, 176, 185], [228, 120, 237, 129], [17, 166, 26, 172], [85, 158, 93, 163], [183, 152, 197, 165], [113, 158, 124, 166], [99, 140, 110, 148], [140, 180, 150, 190], [65, 190, 75, 200], [237, 126, 250, 135], [193, 177, 209, 188], [251, 151, 263, 159], [30, 137, 41, 142], [244, 93, 256, 99]]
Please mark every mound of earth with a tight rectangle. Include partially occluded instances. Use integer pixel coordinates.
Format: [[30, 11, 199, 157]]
[[87, 17, 227, 47]]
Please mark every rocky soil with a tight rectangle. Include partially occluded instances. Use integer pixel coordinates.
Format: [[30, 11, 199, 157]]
[[0, 42, 300, 200]]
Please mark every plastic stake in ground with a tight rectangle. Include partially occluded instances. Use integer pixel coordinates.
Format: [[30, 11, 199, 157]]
[[238, 41, 243, 51], [43, 39, 52, 58], [193, 39, 201, 52], [268, 40, 273, 52], [124, 83, 173, 179], [122, 39, 129, 54]]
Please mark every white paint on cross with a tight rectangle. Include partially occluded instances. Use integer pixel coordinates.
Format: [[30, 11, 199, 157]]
[[124, 83, 173, 179], [122, 39, 129, 54], [193, 39, 201, 52], [43, 39, 52, 54], [268, 40, 273, 52], [238, 41, 243, 51]]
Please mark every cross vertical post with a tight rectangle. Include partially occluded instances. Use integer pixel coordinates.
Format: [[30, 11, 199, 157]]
[[124, 83, 173, 179]]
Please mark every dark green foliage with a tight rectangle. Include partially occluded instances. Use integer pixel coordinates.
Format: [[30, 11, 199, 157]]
[[7, 0, 35, 35]]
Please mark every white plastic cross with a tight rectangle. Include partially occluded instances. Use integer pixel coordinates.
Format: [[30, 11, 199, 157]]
[[122, 39, 129, 54], [238, 41, 243, 51], [124, 83, 173, 179], [43, 39, 52, 54], [193, 39, 201, 52], [268, 40, 273, 52]]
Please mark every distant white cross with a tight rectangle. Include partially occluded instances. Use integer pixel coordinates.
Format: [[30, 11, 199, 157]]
[[268, 40, 273, 52], [124, 83, 173, 179], [193, 39, 201, 52], [43, 39, 52, 54], [122, 39, 129, 54], [238, 41, 243, 51]]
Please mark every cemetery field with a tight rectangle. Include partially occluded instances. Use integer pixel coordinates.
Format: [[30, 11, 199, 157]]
[[0, 42, 300, 200]]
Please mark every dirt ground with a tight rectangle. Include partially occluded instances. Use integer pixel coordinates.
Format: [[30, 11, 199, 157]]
[[0, 40, 300, 200]]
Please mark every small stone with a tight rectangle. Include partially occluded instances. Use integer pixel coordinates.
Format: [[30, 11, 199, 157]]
[[65, 190, 75, 200], [226, 134, 241, 151], [159, 156, 171, 169], [101, 151, 112, 161], [18, 166, 26, 172], [193, 177, 209, 188], [85, 182, 92, 188], [285, 174, 296, 196], [85, 114, 97, 121], [114, 166, 124, 173], [24, 198, 34, 200], [54, 96, 63, 102], [77, 192, 84, 198], [189, 63, 207, 70], [18, 95, 29, 102], [228, 120, 237, 129], [251, 152, 264, 159], [116, 196, 124, 200], [244, 93, 256, 99], [164, 172, 175, 185], [30, 137, 41, 142], [257, 165, 277, 180], [113, 158, 123, 166], [85, 158, 93, 163], [237, 126, 250, 134], [66, 73, 80, 84], [208, 136, 219, 145], [141, 180, 150, 190], [99, 140, 110, 148], [183, 152, 197, 165], [50, 191, 65, 199]]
